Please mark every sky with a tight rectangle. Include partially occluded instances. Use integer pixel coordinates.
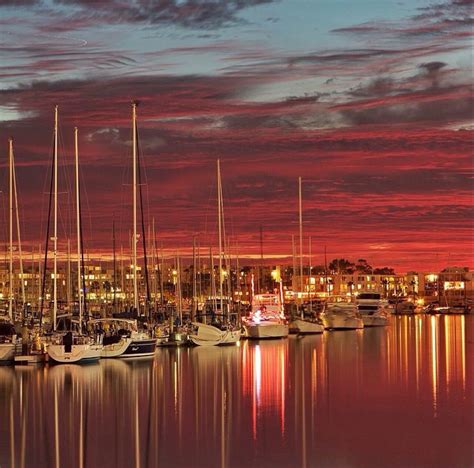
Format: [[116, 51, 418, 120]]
[[0, 0, 473, 272]]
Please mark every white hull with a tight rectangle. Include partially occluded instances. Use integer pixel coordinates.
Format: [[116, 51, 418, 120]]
[[189, 336, 222, 346], [362, 315, 388, 327], [0, 343, 15, 363], [245, 322, 289, 339], [289, 319, 324, 334], [220, 329, 241, 344], [14, 353, 46, 365], [189, 323, 241, 346], [101, 338, 132, 358], [322, 315, 363, 330], [48, 344, 103, 364]]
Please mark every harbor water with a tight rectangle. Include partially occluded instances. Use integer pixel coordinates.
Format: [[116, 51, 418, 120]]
[[0, 315, 472, 468]]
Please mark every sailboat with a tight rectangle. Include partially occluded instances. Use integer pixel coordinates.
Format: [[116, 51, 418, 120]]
[[47, 116, 103, 363], [190, 159, 241, 346], [99, 102, 156, 357], [0, 138, 20, 364], [288, 177, 324, 334]]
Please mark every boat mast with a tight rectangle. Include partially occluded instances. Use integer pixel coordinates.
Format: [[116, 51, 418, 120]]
[[309, 236, 312, 313], [74, 127, 83, 329], [176, 253, 182, 325], [8, 138, 13, 321], [132, 102, 139, 313], [112, 219, 116, 312], [12, 142, 26, 316], [53, 105, 58, 331], [192, 236, 197, 321], [298, 177, 304, 318], [292, 234, 297, 314], [217, 159, 224, 319]]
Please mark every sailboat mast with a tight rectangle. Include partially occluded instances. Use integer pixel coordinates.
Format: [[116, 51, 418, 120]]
[[217, 159, 224, 318], [132, 102, 139, 312], [309, 236, 312, 312], [8, 138, 13, 321], [11, 144, 26, 313], [112, 219, 117, 311], [298, 177, 303, 315], [74, 127, 83, 328], [192, 236, 197, 321], [53, 105, 58, 330]]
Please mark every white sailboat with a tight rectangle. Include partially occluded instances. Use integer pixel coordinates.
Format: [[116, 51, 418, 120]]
[[100, 102, 156, 357], [0, 321, 17, 363], [47, 116, 102, 363], [289, 177, 324, 334], [1, 139, 20, 364], [191, 160, 241, 346]]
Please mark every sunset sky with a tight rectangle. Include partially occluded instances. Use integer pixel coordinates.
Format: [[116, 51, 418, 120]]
[[0, 0, 472, 272]]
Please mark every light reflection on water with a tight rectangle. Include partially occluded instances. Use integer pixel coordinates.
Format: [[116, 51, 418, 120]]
[[0, 315, 472, 468]]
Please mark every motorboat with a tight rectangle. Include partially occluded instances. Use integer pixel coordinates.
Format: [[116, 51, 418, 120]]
[[189, 322, 241, 346], [356, 292, 389, 326], [321, 298, 363, 330], [92, 318, 156, 358], [0, 321, 17, 364], [243, 294, 289, 339]]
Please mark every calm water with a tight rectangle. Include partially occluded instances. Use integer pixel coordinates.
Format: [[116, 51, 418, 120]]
[[0, 315, 472, 468]]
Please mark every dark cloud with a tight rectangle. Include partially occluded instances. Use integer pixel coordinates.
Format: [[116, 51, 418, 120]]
[[6, 0, 276, 29]]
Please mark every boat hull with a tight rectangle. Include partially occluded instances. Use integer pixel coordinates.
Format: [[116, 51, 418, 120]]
[[118, 339, 156, 358], [244, 323, 289, 339], [189, 336, 221, 346], [289, 319, 324, 334], [47, 344, 103, 364], [322, 315, 363, 330], [220, 329, 241, 345], [0, 343, 15, 363], [361, 315, 388, 327]]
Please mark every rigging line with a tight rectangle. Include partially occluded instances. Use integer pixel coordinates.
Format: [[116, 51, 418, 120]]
[[78, 150, 88, 321], [39, 133, 55, 330], [38, 132, 55, 276], [78, 158, 92, 257], [57, 121, 73, 244], [136, 123, 151, 309], [203, 179, 217, 253]]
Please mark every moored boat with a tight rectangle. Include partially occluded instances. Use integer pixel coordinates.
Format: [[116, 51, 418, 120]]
[[321, 299, 363, 330], [288, 316, 324, 334], [91, 318, 156, 358], [0, 321, 17, 364], [357, 292, 389, 326], [243, 294, 289, 339], [47, 332, 103, 364]]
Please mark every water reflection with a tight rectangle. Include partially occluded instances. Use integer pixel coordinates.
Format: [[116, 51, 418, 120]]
[[0, 315, 472, 468]]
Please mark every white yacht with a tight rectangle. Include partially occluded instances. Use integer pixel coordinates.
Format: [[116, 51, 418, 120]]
[[0, 321, 17, 364], [243, 294, 289, 339], [357, 292, 389, 326], [91, 319, 156, 358], [321, 298, 363, 330]]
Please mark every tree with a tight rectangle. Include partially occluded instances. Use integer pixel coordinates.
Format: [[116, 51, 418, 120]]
[[328, 258, 355, 274], [355, 259, 373, 273], [373, 267, 395, 275]]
